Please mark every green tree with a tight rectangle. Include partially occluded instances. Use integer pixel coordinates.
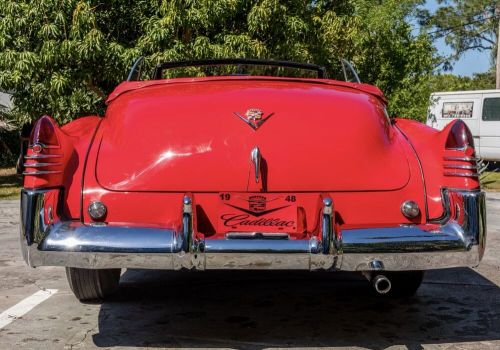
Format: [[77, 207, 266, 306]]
[[428, 71, 496, 92], [0, 0, 436, 125]]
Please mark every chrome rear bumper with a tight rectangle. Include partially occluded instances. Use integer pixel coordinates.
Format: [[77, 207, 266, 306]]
[[20, 189, 486, 271]]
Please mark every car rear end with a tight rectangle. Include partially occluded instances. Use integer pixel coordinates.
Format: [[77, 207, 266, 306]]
[[20, 77, 486, 300]]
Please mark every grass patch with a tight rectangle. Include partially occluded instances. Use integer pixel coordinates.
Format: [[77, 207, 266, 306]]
[[481, 171, 500, 191], [0, 167, 21, 200]]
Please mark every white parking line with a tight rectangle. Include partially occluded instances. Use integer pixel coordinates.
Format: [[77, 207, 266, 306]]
[[0, 289, 57, 329]]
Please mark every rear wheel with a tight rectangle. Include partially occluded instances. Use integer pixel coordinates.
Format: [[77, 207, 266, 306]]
[[65, 267, 121, 302]]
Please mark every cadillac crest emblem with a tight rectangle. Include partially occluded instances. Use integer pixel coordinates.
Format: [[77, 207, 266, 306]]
[[248, 195, 267, 213], [246, 108, 263, 121], [234, 108, 274, 130]]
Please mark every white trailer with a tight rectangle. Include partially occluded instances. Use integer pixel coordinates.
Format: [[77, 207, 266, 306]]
[[426, 90, 500, 161]]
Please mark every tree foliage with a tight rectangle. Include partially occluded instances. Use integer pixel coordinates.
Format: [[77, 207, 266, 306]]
[[429, 71, 496, 92], [0, 0, 436, 125]]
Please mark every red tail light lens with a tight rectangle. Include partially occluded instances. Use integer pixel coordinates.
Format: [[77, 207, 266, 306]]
[[29, 115, 60, 148], [443, 120, 479, 181], [445, 120, 474, 151], [24, 116, 64, 187]]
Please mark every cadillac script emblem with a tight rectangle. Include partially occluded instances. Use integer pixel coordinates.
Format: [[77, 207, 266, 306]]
[[219, 194, 296, 232], [234, 108, 274, 130]]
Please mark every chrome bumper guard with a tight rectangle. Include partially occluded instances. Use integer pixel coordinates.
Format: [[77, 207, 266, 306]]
[[20, 189, 486, 271]]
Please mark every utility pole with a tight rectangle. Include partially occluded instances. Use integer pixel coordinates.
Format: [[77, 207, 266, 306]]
[[497, 3, 500, 88]]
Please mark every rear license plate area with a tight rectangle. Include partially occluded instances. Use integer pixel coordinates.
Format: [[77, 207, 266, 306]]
[[218, 193, 298, 234]]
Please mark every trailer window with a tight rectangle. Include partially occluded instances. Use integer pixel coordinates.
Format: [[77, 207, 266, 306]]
[[482, 98, 500, 121], [442, 102, 473, 119]]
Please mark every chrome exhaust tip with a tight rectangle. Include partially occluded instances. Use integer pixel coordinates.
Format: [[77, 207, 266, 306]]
[[372, 274, 392, 295]]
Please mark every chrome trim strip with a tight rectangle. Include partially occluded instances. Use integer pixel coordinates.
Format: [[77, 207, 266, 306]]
[[321, 197, 334, 254], [182, 195, 193, 252], [28, 143, 59, 150], [444, 164, 478, 170], [204, 239, 317, 254], [342, 226, 468, 254], [24, 154, 62, 159], [341, 59, 361, 83], [225, 232, 290, 239], [39, 222, 177, 254], [177, 195, 204, 270], [250, 146, 261, 183], [341, 247, 482, 271], [23, 170, 62, 175], [20, 189, 486, 271], [309, 197, 338, 270], [443, 156, 480, 162], [23, 162, 62, 168], [444, 172, 479, 177]]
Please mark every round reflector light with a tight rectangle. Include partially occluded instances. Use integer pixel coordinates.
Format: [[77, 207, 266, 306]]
[[88, 201, 107, 220], [401, 200, 420, 219], [32, 143, 43, 154]]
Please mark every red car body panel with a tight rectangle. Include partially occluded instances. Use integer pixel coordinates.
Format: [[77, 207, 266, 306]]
[[23, 115, 101, 219], [23, 76, 479, 240], [105, 76, 388, 105], [395, 118, 479, 219]]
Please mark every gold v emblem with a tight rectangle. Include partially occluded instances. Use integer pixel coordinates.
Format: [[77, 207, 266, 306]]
[[234, 108, 274, 130]]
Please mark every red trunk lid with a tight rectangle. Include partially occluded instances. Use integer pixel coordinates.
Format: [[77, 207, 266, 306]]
[[95, 79, 410, 192]]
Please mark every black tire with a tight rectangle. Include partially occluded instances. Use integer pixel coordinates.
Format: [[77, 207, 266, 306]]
[[381, 271, 425, 298], [65, 267, 121, 302]]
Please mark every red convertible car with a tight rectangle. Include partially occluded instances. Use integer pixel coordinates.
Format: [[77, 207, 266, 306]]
[[20, 59, 486, 301]]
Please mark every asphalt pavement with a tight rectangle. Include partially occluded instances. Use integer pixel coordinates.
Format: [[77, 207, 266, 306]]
[[0, 195, 499, 350]]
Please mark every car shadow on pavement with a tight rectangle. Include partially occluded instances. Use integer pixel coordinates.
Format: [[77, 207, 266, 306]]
[[93, 268, 500, 349]]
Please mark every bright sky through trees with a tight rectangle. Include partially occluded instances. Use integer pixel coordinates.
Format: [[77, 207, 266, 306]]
[[426, 0, 491, 76]]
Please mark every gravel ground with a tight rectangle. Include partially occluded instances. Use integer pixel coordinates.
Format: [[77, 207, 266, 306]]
[[0, 195, 499, 350]]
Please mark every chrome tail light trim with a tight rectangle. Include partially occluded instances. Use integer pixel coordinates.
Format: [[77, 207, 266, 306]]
[[444, 172, 479, 178], [443, 164, 478, 170], [443, 156, 480, 162], [23, 162, 62, 168], [22, 170, 62, 175], [24, 154, 62, 160]]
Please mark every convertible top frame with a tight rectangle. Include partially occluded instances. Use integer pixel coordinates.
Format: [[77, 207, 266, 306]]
[[127, 57, 361, 83], [152, 58, 327, 80]]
